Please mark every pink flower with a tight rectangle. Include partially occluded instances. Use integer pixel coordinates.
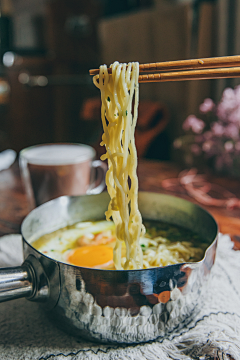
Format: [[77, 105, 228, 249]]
[[191, 120, 205, 134], [224, 141, 234, 152], [202, 141, 213, 153], [221, 87, 236, 106], [190, 144, 201, 155], [228, 106, 240, 124], [179, 85, 240, 172], [224, 124, 239, 140], [182, 115, 205, 134], [217, 86, 240, 121], [234, 85, 240, 100], [182, 115, 194, 131], [216, 102, 228, 121], [203, 131, 212, 140], [199, 98, 215, 113], [211, 122, 224, 136]]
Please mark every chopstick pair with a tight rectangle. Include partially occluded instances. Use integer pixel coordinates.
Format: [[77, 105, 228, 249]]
[[89, 55, 240, 83]]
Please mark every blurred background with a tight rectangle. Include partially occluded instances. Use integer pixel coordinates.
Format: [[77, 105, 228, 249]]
[[0, 0, 239, 163]]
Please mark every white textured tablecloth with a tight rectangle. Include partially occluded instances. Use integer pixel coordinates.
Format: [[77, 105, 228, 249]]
[[0, 233, 240, 360]]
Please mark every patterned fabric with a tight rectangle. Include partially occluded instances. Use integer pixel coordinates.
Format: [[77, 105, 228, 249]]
[[0, 233, 239, 360]]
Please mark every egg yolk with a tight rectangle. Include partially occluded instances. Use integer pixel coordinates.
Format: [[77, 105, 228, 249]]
[[67, 245, 113, 268]]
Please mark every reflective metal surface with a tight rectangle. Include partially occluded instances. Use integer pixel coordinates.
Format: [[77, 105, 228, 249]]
[[0, 265, 33, 302], [0, 192, 218, 343]]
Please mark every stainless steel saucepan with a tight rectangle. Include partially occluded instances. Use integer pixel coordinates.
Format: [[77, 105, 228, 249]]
[[0, 192, 218, 344]]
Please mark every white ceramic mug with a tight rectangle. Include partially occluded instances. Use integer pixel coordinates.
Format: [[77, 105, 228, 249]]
[[19, 143, 107, 210]]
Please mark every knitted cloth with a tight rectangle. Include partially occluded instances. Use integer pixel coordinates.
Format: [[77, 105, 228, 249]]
[[0, 233, 239, 360]]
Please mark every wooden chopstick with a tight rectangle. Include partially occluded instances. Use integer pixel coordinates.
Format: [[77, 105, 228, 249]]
[[92, 67, 240, 84], [138, 67, 240, 83], [89, 55, 240, 76]]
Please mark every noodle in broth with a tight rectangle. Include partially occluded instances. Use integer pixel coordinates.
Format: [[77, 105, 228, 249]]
[[31, 220, 207, 270]]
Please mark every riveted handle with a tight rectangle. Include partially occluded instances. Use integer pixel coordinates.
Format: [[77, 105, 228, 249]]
[[0, 265, 33, 302], [0, 255, 49, 303]]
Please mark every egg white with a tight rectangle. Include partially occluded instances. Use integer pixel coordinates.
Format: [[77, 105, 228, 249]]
[[33, 220, 115, 263]]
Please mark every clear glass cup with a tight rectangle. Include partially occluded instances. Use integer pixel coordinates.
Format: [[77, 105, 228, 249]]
[[19, 143, 107, 210]]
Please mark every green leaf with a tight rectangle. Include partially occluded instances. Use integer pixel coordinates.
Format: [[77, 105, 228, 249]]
[[107, 96, 110, 102]]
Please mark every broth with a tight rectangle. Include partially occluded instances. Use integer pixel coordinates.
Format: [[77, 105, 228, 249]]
[[31, 219, 208, 269]]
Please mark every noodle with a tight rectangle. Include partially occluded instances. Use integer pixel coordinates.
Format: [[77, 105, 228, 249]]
[[32, 219, 206, 269], [92, 62, 205, 271], [93, 62, 145, 270], [139, 236, 204, 268]]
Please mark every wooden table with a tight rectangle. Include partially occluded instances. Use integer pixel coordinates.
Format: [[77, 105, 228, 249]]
[[0, 159, 240, 239]]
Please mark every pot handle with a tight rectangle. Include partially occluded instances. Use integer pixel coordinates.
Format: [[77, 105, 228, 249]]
[[0, 255, 49, 303], [0, 265, 33, 302]]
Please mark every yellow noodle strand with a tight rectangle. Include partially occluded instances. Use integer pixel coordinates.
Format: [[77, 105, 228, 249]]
[[93, 61, 145, 270]]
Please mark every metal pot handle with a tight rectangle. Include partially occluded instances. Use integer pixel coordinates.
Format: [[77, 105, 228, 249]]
[[0, 265, 33, 302], [0, 255, 49, 303]]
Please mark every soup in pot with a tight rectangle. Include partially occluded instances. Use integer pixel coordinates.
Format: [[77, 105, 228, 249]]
[[31, 220, 208, 269]]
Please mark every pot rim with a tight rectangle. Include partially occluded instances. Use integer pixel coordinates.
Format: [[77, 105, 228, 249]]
[[21, 191, 218, 273]]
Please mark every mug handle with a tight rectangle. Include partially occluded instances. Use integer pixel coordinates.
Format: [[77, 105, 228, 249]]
[[86, 160, 107, 195]]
